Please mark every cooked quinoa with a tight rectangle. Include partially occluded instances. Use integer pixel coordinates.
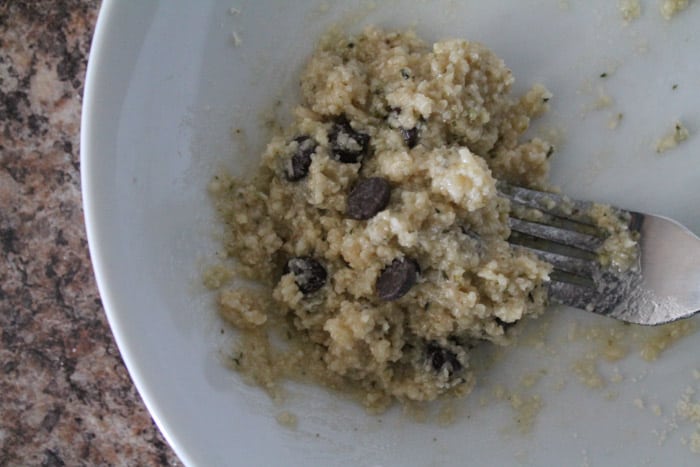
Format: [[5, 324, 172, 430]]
[[656, 120, 690, 153], [660, 0, 690, 20], [619, 0, 642, 21], [209, 27, 570, 410]]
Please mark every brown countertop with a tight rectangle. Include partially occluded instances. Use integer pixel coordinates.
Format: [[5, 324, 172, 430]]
[[0, 2, 180, 464]]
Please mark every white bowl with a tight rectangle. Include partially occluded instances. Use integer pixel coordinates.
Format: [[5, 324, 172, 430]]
[[82, 1, 700, 465]]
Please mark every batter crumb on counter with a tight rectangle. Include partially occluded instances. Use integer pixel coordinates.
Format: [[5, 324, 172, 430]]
[[655, 120, 689, 153], [660, 0, 690, 19]]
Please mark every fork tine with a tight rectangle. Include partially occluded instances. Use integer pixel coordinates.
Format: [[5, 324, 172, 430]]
[[510, 205, 604, 237], [500, 183, 607, 309], [514, 244, 599, 277], [498, 182, 595, 221], [500, 184, 700, 324], [547, 280, 599, 310], [508, 217, 604, 252]]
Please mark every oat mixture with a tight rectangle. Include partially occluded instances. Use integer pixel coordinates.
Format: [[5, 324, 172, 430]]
[[660, 0, 690, 20], [656, 120, 690, 153], [209, 27, 593, 410], [619, 0, 642, 21]]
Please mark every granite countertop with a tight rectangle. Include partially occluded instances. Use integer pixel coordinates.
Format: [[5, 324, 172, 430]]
[[0, 2, 179, 464]]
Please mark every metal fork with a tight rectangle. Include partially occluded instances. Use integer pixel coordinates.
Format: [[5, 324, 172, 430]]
[[499, 183, 700, 325]]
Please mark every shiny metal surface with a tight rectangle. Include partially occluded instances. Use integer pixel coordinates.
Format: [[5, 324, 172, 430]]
[[502, 185, 700, 325]]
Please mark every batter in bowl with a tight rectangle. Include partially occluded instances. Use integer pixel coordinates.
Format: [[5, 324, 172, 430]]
[[208, 27, 557, 410]]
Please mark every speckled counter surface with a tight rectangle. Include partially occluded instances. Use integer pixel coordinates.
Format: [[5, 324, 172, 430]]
[[0, 2, 180, 465]]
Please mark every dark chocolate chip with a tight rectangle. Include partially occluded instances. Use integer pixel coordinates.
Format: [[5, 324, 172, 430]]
[[386, 106, 401, 119], [284, 257, 327, 294], [401, 127, 418, 148], [494, 317, 517, 331], [346, 177, 391, 220], [376, 257, 419, 301], [285, 136, 317, 181], [426, 343, 462, 375], [329, 116, 370, 163]]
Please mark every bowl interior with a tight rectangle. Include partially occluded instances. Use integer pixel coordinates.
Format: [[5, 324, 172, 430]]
[[82, 1, 700, 465]]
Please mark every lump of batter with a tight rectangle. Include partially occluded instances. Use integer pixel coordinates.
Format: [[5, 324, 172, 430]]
[[210, 27, 555, 410], [660, 0, 690, 20], [656, 120, 690, 153]]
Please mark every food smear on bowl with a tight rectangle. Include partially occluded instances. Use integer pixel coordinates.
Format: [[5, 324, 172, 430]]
[[619, 0, 642, 22], [660, 0, 690, 20], [655, 120, 690, 153], [207, 27, 624, 412]]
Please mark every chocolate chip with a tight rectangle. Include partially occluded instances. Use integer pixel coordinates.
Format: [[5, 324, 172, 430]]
[[387, 106, 401, 119], [329, 116, 370, 163], [284, 257, 327, 294], [376, 257, 419, 301], [494, 317, 517, 331], [346, 177, 391, 220], [426, 343, 462, 375], [400, 127, 418, 148], [285, 136, 317, 181]]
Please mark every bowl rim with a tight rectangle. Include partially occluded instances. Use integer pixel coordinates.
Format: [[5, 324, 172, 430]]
[[80, 0, 192, 464]]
